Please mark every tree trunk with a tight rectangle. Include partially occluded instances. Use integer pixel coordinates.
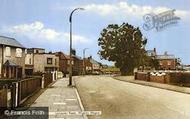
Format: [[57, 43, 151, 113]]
[[120, 67, 134, 76]]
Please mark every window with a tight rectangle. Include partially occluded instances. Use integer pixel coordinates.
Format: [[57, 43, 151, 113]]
[[25, 49, 27, 54], [29, 58, 32, 64], [5, 47, 11, 56], [16, 48, 22, 57], [36, 50, 39, 53], [55, 59, 57, 65], [167, 61, 171, 65], [67, 60, 74, 65], [47, 58, 53, 64]]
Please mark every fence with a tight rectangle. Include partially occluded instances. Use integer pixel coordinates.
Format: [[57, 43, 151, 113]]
[[44, 73, 53, 88], [0, 88, 7, 107], [0, 72, 56, 108]]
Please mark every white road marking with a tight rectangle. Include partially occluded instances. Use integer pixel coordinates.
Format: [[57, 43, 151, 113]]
[[53, 102, 66, 105], [65, 98, 77, 101], [51, 94, 61, 97]]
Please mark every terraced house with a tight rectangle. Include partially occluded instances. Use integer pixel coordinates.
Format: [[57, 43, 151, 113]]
[[25, 48, 59, 75], [84, 56, 101, 74], [0, 36, 26, 79], [55, 51, 83, 76]]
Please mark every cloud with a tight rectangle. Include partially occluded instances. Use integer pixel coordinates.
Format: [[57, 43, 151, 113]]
[[76, 2, 190, 20], [3, 21, 89, 43]]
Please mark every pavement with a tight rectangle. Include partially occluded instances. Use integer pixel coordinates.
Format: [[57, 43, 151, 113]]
[[31, 78, 87, 119], [75, 75, 190, 119], [114, 76, 190, 94]]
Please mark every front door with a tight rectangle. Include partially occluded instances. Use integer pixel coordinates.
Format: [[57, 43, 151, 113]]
[[17, 68, 22, 79]]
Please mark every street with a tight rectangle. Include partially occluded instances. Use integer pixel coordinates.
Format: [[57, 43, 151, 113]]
[[75, 76, 190, 119]]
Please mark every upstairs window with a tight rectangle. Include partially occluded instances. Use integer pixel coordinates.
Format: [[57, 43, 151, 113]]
[[47, 58, 53, 64], [29, 58, 32, 64], [16, 48, 22, 57], [167, 61, 171, 65], [5, 47, 11, 56], [55, 59, 57, 65]]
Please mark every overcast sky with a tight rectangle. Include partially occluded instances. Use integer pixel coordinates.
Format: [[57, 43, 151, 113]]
[[0, 0, 190, 65]]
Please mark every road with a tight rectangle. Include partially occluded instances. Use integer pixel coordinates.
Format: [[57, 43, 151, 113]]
[[75, 76, 190, 119]]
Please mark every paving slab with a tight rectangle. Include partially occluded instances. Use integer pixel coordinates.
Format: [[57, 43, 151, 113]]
[[31, 78, 87, 119]]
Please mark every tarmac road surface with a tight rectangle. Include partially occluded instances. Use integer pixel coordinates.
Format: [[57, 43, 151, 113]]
[[75, 76, 190, 119]]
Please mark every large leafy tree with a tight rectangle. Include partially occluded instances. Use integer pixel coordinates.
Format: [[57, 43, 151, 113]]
[[98, 23, 147, 75]]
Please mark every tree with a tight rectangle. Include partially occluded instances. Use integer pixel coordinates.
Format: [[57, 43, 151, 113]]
[[144, 56, 159, 70], [98, 23, 147, 75]]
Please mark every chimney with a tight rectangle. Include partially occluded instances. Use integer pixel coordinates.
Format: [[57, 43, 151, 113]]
[[71, 49, 76, 55], [153, 48, 157, 55], [88, 56, 92, 59], [153, 48, 156, 53], [164, 51, 168, 55]]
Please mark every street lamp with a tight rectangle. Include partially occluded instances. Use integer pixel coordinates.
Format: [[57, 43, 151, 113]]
[[69, 8, 84, 86], [83, 48, 88, 75]]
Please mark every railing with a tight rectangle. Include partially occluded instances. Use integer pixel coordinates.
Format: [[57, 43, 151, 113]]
[[18, 77, 42, 104], [44, 73, 53, 88], [0, 72, 57, 108], [0, 88, 7, 107]]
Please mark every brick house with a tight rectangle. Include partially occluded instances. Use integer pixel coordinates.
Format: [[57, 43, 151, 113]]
[[25, 48, 59, 75], [146, 48, 178, 70], [55, 52, 70, 76], [72, 55, 83, 75], [0, 36, 26, 79], [84, 56, 101, 74], [156, 52, 177, 70], [55, 52, 83, 76]]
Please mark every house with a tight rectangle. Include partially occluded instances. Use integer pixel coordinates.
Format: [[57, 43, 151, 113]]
[[72, 55, 83, 75], [25, 48, 46, 75], [146, 48, 157, 58], [146, 48, 178, 70], [156, 52, 177, 70], [55, 51, 83, 76], [55, 52, 70, 76], [84, 56, 101, 74], [25, 48, 59, 75], [0, 36, 26, 79]]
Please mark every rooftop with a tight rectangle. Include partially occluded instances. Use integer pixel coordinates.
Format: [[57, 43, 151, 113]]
[[156, 55, 175, 60], [0, 36, 25, 48]]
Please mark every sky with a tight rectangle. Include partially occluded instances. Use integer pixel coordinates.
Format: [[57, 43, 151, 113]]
[[0, 0, 190, 65]]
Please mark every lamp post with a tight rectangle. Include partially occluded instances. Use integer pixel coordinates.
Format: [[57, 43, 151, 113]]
[[69, 8, 84, 86], [83, 48, 88, 75]]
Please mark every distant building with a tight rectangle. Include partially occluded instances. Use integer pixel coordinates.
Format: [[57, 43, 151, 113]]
[[25, 48, 59, 75], [156, 52, 177, 70], [55, 52, 70, 76], [0, 36, 26, 79], [72, 55, 83, 75], [146, 48, 157, 58], [146, 48, 178, 70], [84, 56, 101, 74], [55, 52, 83, 76]]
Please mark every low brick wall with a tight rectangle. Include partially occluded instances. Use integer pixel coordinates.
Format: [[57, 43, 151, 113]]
[[135, 72, 149, 81], [150, 75, 165, 83], [167, 72, 190, 84], [135, 71, 190, 85]]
